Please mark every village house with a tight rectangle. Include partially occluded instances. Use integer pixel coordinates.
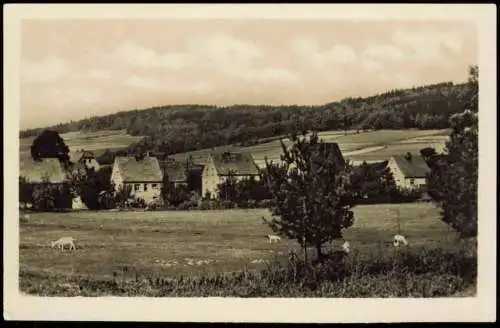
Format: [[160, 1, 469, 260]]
[[387, 153, 431, 189], [19, 157, 72, 208], [110, 154, 163, 204], [159, 158, 188, 187], [69, 150, 100, 172], [313, 142, 345, 167], [280, 141, 346, 173], [202, 151, 261, 199]]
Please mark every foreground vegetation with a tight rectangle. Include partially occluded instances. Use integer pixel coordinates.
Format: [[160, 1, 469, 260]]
[[18, 204, 476, 297], [20, 241, 476, 297]]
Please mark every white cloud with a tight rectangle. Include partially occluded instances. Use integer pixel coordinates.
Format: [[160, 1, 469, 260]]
[[291, 36, 320, 57], [322, 45, 358, 65], [107, 35, 295, 86], [88, 69, 113, 80], [23, 86, 101, 108], [170, 81, 213, 94], [124, 75, 159, 89], [187, 81, 212, 94], [21, 56, 70, 83], [362, 58, 384, 72], [243, 67, 299, 85], [391, 28, 464, 62], [111, 42, 190, 70], [291, 37, 357, 67], [186, 34, 264, 69], [363, 44, 404, 61]]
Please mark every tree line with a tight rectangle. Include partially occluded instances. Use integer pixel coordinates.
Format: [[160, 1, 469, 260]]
[[20, 80, 475, 157]]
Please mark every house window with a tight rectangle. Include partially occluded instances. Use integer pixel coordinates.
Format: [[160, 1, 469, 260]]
[[409, 178, 415, 185], [152, 183, 157, 189], [144, 183, 148, 191], [134, 184, 140, 191]]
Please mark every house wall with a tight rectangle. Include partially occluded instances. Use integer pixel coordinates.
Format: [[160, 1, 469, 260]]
[[387, 158, 426, 190], [126, 182, 162, 204], [111, 162, 124, 191], [202, 158, 219, 198], [111, 160, 161, 204]]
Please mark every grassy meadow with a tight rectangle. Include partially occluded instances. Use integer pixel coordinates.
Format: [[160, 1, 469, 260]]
[[18, 202, 477, 297]]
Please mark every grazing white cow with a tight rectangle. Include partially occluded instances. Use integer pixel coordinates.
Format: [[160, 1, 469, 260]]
[[51, 237, 77, 252], [267, 234, 281, 244], [393, 234, 409, 247]]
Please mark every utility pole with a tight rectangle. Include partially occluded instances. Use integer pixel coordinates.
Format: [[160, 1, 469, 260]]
[[396, 208, 401, 235], [344, 106, 347, 136]]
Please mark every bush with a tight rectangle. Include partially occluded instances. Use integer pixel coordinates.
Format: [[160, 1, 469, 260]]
[[32, 183, 72, 212], [197, 200, 213, 210], [257, 199, 273, 208], [129, 197, 146, 208], [177, 200, 198, 211], [219, 200, 236, 210]]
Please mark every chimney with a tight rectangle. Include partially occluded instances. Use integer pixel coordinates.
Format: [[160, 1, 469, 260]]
[[405, 152, 412, 162]]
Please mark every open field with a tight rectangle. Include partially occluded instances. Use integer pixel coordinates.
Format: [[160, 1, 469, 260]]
[[170, 129, 450, 167], [19, 128, 449, 166], [19, 129, 144, 161], [19, 203, 460, 283]]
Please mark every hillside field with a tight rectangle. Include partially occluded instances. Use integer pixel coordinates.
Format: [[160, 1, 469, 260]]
[[171, 129, 450, 167], [19, 128, 450, 166], [19, 203, 460, 287], [19, 129, 144, 161]]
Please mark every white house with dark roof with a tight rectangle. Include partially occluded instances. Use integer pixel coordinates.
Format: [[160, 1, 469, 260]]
[[111, 155, 163, 204], [387, 153, 431, 189], [202, 151, 261, 199]]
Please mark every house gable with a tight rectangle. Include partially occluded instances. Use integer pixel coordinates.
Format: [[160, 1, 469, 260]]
[[111, 159, 124, 190], [211, 152, 260, 176], [114, 156, 163, 183]]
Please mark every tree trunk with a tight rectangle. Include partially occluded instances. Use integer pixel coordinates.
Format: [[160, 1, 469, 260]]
[[316, 243, 323, 262], [303, 242, 308, 264], [302, 197, 308, 264]]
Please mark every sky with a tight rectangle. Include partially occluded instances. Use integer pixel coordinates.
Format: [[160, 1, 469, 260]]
[[20, 19, 477, 129]]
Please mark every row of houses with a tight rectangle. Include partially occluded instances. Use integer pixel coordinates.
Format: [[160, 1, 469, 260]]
[[19, 142, 430, 208]]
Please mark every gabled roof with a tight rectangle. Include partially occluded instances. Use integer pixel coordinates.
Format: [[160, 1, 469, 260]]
[[390, 154, 430, 178], [20, 158, 67, 183], [160, 159, 187, 182], [210, 152, 260, 176], [114, 156, 163, 182], [311, 142, 345, 166], [69, 150, 95, 164]]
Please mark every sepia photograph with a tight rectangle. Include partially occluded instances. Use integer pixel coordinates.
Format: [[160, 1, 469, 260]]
[[3, 3, 497, 323]]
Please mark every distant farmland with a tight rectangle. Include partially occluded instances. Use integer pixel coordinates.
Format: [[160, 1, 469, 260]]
[[171, 129, 450, 167], [19, 129, 144, 161], [19, 128, 450, 166]]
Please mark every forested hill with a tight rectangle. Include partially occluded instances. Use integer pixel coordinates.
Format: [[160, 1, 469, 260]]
[[21, 80, 477, 156]]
